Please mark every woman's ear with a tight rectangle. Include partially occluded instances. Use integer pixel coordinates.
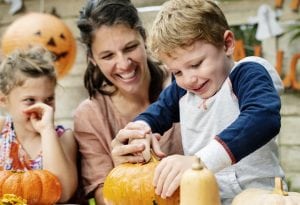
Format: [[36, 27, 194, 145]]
[[0, 92, 7, 108], [88, 57, 97, 66], [224, 30, 235, 56]]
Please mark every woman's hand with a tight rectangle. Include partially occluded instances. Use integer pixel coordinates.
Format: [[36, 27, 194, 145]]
[[153, 155, 195, 199], [111, 121, 166, 166]]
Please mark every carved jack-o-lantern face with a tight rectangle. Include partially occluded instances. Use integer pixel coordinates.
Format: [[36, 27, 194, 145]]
[[1, 12, 76, 78]]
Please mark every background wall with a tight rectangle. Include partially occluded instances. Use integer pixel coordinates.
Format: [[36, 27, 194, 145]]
[[0, 0, 299, 191]]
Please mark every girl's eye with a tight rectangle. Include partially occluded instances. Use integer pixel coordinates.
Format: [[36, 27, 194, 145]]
[[24, 98, 35, 104], [45, 97, 54, 105]]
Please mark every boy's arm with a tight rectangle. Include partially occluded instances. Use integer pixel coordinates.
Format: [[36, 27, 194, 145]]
[[134, 80, 186, 134], [197, 62, 281, 172]]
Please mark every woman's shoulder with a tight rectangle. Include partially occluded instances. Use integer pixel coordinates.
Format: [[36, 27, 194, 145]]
[[75, 94, 112, 115]]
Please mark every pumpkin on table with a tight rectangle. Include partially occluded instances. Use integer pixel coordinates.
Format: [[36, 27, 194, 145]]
[[232, 177, 300, 205], [0, 170, 61, 205], [103, 154, 180, 205]]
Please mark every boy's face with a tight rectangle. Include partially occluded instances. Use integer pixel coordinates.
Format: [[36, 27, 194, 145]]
[[160, 34, 234, 99]]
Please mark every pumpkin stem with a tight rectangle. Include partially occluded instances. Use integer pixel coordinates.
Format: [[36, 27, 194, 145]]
[[150, 149, 159, 163], [192, 156, 204, 170], [272, 177, 288, 196]]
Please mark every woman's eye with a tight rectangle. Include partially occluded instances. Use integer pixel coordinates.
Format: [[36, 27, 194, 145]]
[[125, 44, 138, 52], [102, 53, 113, 60]]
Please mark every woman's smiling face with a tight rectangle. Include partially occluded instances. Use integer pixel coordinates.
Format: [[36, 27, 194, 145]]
[[91, 24, 150, 95]]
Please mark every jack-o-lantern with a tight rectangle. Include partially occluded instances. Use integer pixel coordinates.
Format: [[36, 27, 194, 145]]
[[1, 12, 76, 78]]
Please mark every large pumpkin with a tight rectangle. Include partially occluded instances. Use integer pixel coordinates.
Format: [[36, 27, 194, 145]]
[[0, 170, 61, 205], [1, 12, 76, 78], [232, 177, 300, 205], [103, 155, 180, 205]]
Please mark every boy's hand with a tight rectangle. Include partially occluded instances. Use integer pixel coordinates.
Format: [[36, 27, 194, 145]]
[[23, 103, 54, 134], [153, 155, 195, 199]]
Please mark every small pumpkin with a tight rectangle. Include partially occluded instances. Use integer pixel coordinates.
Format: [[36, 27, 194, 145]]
[[180, 157, 221, 205], [0, 170, 61, 205], [103, 154, 180, 205], [232, 177, 300, 205]]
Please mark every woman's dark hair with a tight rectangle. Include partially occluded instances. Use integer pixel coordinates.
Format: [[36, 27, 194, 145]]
[[77, 0, 166, 102]]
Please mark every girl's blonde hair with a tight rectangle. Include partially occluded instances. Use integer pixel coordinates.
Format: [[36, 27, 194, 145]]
[[149, 0, 230, 59], [0, 46, 57, 95]]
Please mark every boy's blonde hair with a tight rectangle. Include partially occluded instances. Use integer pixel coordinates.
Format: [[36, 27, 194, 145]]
[[149, 0, 230, 59], [0, 46, 56, 95]]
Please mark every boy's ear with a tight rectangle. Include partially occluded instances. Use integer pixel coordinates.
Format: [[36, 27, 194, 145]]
[[224, 30, 235, 56]]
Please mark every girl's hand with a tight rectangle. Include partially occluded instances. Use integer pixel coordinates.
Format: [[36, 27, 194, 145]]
[[23, 103, 54, 134], [153, 155, 195, 199]]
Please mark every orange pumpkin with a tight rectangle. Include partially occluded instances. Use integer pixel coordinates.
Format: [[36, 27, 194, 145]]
[[103, 155, 180, 205], [0, 170, 61, 205], [1, 12, 76, 78]]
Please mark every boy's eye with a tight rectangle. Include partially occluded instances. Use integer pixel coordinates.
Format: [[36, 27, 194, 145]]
[[191, 63, 200, 68], [173, 71, 182, 76]]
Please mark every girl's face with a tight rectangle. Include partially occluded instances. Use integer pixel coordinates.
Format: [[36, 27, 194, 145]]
[[0, 76, 56, 131], [160, 31, 235, 99], [91, 24, 150, 95]]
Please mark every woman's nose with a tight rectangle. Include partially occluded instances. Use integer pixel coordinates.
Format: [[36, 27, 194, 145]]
[[116, 54, 131, 70]]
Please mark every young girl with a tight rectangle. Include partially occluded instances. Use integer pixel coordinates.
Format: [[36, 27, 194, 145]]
[[0, 46, 78, 203]]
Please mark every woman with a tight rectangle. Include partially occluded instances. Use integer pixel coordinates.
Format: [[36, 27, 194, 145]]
[[74, 0, 183, 204]]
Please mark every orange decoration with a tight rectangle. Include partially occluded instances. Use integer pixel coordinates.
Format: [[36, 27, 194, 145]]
[[0, 170, 61, 205], [283, 53, 300, 90], [1, 12, 76, 78], [290, 0, 300, 11], [233, 40, 246, 61], [275, 0, 284, 8], [275, 50, 284, 76], [253, 45, 262, 57]]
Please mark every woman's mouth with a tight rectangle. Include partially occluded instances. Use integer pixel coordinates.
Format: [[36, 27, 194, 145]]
[[117, 69, 137, 81]]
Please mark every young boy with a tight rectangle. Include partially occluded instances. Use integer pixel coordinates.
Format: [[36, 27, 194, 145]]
[[113, 0, 285, 204]]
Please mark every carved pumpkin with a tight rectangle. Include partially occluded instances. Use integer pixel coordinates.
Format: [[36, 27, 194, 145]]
[[1, 12, 76, 78], [0, 170, 61, 205], [103, 155, 180, 205], [180, 157, 221, 205], [232, 177, 300, 205]]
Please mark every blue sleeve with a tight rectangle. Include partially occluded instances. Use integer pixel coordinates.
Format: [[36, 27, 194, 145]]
[[134, 80, 186, 135], [219, 62, 281, 163]]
